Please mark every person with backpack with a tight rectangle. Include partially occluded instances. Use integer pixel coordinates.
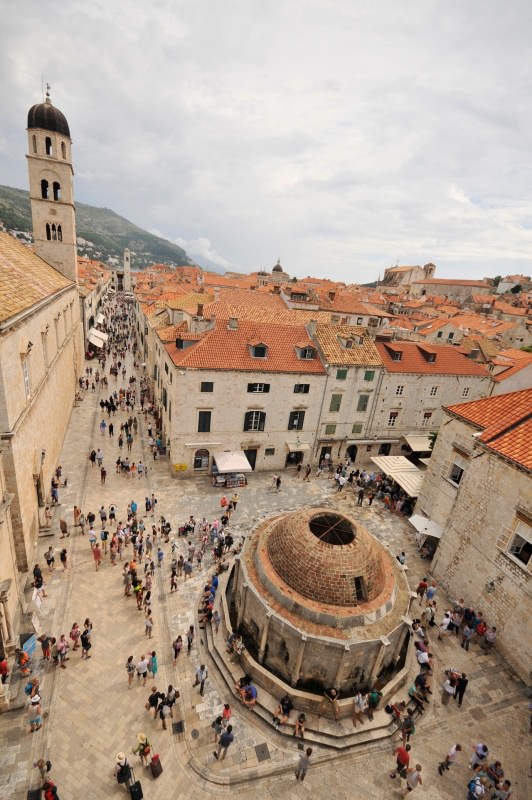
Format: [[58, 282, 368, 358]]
[[43, 780, 59, 800], [114, 753, 132, 788], [467, 776, 486, 798]]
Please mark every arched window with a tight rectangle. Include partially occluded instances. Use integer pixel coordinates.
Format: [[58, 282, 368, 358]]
[[32, 135, 37, 154], [46, 223, 51, 241], [61, 141, 66, 159], [51, 224, 57, 241], [194, 449, 210, 470], [53, 182, 61, 201], [41, 179, 49, 199], [45, 136, 52, 156], [57, 224, 62, 241]]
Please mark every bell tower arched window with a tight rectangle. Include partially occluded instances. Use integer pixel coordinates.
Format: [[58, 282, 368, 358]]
[[53, 182, 61, 201], [41, 179, 49, 199], [45, 136, 53, 156], [46, 223, 51, 241], [51, 224, 57, 241], [61, 141, 66, 159], [57, 224, 62, 241], [32, 135, 37, 154]]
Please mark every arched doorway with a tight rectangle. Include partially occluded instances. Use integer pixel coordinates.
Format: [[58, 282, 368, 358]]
[[346, 445, 358, 463], [194, 449, 209, 471]]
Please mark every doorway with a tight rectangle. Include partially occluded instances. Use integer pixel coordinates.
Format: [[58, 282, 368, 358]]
[[244, 449, 257, 470], [346, 444, 358, 463]]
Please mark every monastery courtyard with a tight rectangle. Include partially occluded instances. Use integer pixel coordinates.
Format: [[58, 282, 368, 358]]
[[1, 354, 529, 800]]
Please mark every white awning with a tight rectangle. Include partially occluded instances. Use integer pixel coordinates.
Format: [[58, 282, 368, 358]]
[[370, 456, 420, 474], [418, 457, 432, 467], [286, 441, 311, 452], [409, 514, 444, 539], [402, 435, 433, 452], [87, 330, 106, 348], [212, 450, 253, 473], [96, 313, 105, 324], [370, 455, 425, 497], [391, 471, 425, 498]]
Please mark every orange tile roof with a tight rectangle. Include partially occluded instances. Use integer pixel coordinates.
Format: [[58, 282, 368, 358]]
[[375, 341, 490, 376], [313, 324, 383, 367], [445, 388, 532, 470], [156, 322, 189, 342], [165, 292, 215, 310], [163, 319, 327, 374], [491, 348, 532, 382]]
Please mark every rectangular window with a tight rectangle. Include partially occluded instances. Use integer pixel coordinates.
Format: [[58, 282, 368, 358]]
[[352, 423, 363, 434], [448, 332, 454, 340], [247, 383, 270, 393], [422, 411, 432, 427], [22, 359, 31, 400], [336, 368, 348, 380], [388, 411, 398, 427], [497, 519, 532, 572], [364, 370, 375, 381], [329, 394, 342, 412], [197, 410, 211, 433], [357, 394, 369, 412], [395, 385, 404, 396], [436, 331, 443, 339], [164, 362, 169, 374], [252, 345, 267, 358], [288, 410, 305, 430], [244, 411, 266, 431], [325, 424, 337, 435], [300, 348, 315, 359], [392, 352, 402, 361], [356, 317, 364, 325], [462, 387, 470, 397], [265, 447, 275, 456], [200, 381, 214, 393], [448, 460, 465, 485], [294, 383, 310, 394], [430, 386, 438, 396]]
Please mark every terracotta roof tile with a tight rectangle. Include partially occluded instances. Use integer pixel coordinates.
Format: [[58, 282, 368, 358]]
[[376, 341, 490, 376], [164, 319, 327, 374], [0, 233, 73, 323], [313, 324, 382, 367], [445, 388, 532, 471]]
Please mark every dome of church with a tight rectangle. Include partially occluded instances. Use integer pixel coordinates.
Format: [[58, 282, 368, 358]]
[[265, 508, 386, 607], [28, 95, 70, 137], [272, 259, 284, 273]]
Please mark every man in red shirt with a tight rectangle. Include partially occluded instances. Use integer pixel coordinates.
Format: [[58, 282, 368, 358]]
[[391, 743, 411, 779]]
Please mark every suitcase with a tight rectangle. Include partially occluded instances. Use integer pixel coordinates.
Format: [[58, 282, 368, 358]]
[[129, 780, 143, 800], [150, 754, 163, 778]]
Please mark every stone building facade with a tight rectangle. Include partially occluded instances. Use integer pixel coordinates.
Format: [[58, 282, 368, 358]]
[[414, 389, 532, 681]]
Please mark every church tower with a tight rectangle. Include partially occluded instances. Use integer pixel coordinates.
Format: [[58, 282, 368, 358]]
[[26, 86, 78, 283], [123, 248, 132, 291]]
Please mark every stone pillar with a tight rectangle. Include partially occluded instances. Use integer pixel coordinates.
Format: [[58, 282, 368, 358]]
[[369, 636, 391, 685], [0, 583, 15, 655], [237, 582, 248, 630], [258, 611, 272, 665], [334, 643, 350, 686], [291, 634, 308, 687]]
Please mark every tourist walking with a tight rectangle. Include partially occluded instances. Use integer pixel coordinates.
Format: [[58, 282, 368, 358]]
[[193, 664, 208, 696], [401, 764, 423, 796], [125, 655, 136, 688], [213, 725, 234, 760], [438, 743, 462, 775], [295, 747, 313, 781]]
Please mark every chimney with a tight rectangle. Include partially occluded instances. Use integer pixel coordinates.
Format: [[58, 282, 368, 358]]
[[197, 303, 204, 317], [227, 317, 238, 330], [306, 319, 317, 337]]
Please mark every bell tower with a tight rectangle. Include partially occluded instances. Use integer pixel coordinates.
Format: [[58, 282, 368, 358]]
[[26, 85, 78, 283]]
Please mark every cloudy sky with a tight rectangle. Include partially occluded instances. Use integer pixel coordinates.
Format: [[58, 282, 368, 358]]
[[2, 1, 532, 282]]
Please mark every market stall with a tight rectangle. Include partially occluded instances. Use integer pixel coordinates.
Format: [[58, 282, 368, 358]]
[[211, 450, 252, 488]]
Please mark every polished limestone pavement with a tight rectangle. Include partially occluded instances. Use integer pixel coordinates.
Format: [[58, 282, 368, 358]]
[[1, 356, 530, 800]]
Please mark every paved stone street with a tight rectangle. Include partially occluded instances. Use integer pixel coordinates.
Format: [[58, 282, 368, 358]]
[[0, 352, 530, 800]]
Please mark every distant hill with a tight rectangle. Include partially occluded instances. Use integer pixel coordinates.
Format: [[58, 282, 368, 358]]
[[0, 184, 190, 270]]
